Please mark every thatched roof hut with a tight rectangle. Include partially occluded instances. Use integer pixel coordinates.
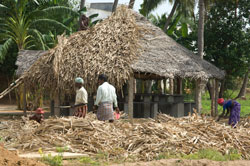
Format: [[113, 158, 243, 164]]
[[17, 6, 224, 94], [132, 13, 224, 80]]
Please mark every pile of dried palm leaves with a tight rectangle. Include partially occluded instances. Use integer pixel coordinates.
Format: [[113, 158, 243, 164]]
[[0, 113, 249, 161], [23, 6, 142, 93]]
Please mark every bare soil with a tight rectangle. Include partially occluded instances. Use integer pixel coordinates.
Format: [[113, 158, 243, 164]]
[[0, 144, 46, 166], [63, 159, 250, 166], [111, 159, 250, 166]]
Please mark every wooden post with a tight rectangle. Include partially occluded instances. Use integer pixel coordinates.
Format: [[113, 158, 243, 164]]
[[177, 78, 183, 95], [169, 78, 174, 95], [50, 100, 55, 116], [215, 80, 219, 116], [210, 79, 215, 116], [163, 79, 167, 94], [195, 79, 202, 113], [23, 84, 27, 116], [128, 76, 134, 119], [54, 91, 60, 117]]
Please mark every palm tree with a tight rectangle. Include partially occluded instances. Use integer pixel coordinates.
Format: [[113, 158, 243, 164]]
[[139, 0, 195, 32], [112, 0, 119, 12], [0, 0, 78, 61], [128, 0, 136, 9], [197, 0, 205, 59], [80, 0, 86, 9], [0, 0, 79, 110]]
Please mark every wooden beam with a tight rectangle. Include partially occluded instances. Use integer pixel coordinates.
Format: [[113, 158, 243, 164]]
[[169, 78, 174, 95], [177, 78, 183, 95], [134, 73, 165, 80], [128, 76, 134, 119], [195, 79, 202, 113], [54, 92, 60, 117], [215, 79, 219, 116], [50, 100, 55, 116], [210, 79, 215, 116], [23, 85, 27, 116]]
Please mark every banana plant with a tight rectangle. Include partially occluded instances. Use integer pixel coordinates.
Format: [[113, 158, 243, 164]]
[[0, 0, 78, 62]]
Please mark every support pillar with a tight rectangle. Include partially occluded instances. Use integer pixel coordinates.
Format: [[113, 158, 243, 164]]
[[210, 79, 215, 116], [23, 85, 27, 116], [177, 78, 183, 95], [215, 80, 219, 116], [195, 79, 202, 113], [169, 78, 174, 95], [50, 100, 55, 116], [54, 92, 60, 117], [128, 76, 134, 119]]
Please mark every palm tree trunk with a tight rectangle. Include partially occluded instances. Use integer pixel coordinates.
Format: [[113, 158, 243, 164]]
[[198, 0, 205, 58], [80, 0, 86, 10], [112, 0, 119, 12], [128, 0, 135, 9], [163, 0, 178, 32], [79, 0, 86, 27], [236, 67, 250, 99]]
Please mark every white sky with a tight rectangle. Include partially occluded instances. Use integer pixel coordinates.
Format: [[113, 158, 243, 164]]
[[85, 0, 173, 16]]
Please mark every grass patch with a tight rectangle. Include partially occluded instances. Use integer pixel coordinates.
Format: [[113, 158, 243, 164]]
[[79, 156, 101, 166], [156, 149, 241, 161], [39, 147, 66, 166]]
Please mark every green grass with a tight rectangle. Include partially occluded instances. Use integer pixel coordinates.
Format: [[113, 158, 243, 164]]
[[39, 147, 65, 166], [202, 90, 250, 117], [156, 149, 241, 161], [79, 156, 101, 166]]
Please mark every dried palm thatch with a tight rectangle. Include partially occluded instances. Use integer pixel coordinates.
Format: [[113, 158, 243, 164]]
[[17, 6, 225, 95], [23, 5, 142, 93], [132, 12, 225, 80], [0, 114, 249, 161]]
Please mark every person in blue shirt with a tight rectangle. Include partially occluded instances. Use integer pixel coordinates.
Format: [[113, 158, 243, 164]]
[[217, 98, 241, 128]]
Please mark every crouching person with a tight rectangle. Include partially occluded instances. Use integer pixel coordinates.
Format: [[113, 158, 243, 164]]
[[29, 108, 44, 123]]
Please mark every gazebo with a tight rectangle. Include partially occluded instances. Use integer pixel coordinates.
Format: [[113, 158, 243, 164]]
[[14, 6, 224, 118]]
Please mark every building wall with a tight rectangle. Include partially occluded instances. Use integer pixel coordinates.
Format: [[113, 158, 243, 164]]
[[85, 2, 112, 21]]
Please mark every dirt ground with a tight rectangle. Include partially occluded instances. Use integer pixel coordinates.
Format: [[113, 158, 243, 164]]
[[111, 159, 250, 166], [62, 159, 250, 166], [0, 144, 46, 166]]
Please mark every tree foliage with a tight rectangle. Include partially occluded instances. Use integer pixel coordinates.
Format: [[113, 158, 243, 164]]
[[204, 0, 250, 93]]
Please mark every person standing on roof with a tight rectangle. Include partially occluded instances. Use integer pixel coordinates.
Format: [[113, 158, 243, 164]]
[[217, 98, 241, 128], [93, 74, 119, 122], [73, 77, 88, 118]]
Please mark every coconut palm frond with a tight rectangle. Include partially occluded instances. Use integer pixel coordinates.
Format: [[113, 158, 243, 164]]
[[0, 38, 15, 63]]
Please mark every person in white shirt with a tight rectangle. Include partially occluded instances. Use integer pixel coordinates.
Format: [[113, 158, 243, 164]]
[[93, 74, 119, 122], [73, 77, 88, 118]]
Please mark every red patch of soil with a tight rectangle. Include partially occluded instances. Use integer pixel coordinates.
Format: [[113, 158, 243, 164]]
[[0, 144, 46, 166]]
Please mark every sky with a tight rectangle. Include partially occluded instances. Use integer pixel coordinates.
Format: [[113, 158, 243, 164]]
[[84, 0, 173, 16]]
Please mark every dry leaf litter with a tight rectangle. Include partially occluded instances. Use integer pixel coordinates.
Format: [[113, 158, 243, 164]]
[[0, 113, 249, 161]]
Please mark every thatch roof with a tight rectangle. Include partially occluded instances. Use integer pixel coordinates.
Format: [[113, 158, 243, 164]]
[[18, 6, 224, 94], [133, 13, 225, 80], [16, 50, 49, 76], [23, 6, 142, 93]]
